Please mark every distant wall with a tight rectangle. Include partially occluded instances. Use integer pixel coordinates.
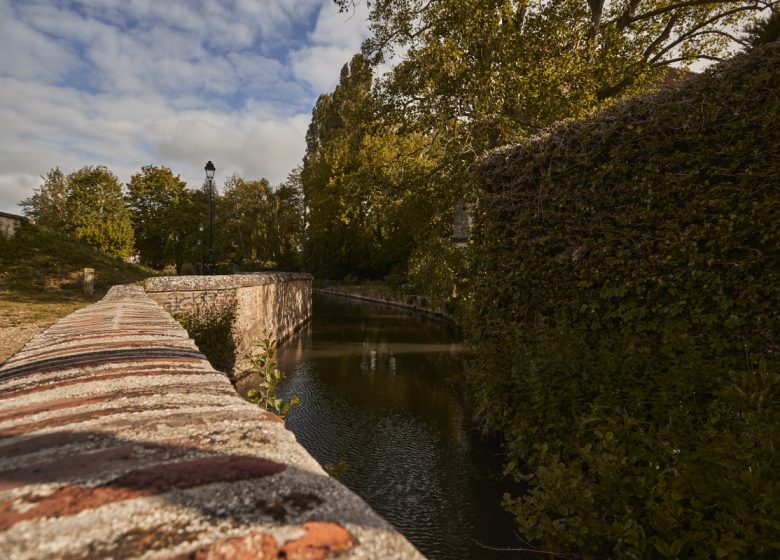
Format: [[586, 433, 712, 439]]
[[144, 273, 312, 372], [0, 212, 27, 238]]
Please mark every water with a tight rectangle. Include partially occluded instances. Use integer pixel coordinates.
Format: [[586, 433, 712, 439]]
[[273, 293, 529, 559]]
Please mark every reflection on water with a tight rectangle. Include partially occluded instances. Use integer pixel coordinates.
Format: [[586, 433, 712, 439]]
[[272, 294, 529, 560]]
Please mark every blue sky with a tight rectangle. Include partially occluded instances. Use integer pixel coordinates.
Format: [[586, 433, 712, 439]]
[[0, 0, 372, 213]]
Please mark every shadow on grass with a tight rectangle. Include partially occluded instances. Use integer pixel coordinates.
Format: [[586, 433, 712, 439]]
[[0, 289, 102, 306]]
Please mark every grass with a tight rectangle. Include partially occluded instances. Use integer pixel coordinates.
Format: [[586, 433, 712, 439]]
[[0, 222, 154, 293], [0, 290, 100, 326], [0, 222, 154, 363]]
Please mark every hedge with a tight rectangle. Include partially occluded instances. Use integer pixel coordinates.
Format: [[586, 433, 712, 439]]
[[467, 42, 780, 559]]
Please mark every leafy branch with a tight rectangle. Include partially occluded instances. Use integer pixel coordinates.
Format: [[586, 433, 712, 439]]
[[244, 338, 300, 419]]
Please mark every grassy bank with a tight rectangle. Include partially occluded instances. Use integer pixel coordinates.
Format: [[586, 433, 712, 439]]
[[0, 222, 153, 363]]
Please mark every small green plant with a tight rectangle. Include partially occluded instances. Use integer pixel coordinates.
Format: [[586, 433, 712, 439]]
[[323, 459, 348, 479], [174, 297, 237, 372], [244, 338, 300, 419]]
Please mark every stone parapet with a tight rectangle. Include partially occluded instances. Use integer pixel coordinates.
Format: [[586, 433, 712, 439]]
[[145, 272, 311, 293], [0, 285, 423, 559], [144, 273, 313, 373]]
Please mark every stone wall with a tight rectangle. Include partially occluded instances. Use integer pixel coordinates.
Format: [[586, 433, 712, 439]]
[[0, 285, 422, 559], [144, 273, 312, 373]]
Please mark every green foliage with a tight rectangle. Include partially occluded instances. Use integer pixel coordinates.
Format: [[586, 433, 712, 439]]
[[174, 298, 237, 372], [308, 1, 770, 289], [125, 166, 192, 270], [218, 170, 303, 272], [744, 8, 780, 47], [22, 166, 135, 258], [302, 54, 382, 279], [0, 221, 151, 293], [323, 459, 349, 479], [468, 44, 780, 558], [244, 339, 300, 419], [407, 236, 467, 313], [301, 54, 446, 281], [20, 168, 69, 230]]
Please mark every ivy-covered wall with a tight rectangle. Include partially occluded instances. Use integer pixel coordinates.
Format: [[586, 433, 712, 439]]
[[468, 43, 779, 558]]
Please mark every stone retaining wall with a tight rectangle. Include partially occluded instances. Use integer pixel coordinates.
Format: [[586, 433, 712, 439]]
[[317, 288, 458, 325], [0, 285, 422, 559], [145, 273, 312, 373]]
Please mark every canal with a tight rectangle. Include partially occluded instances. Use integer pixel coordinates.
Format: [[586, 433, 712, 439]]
[[273, 293, 527, 559]]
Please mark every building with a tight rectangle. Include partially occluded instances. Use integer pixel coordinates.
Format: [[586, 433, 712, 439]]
[[0, 211, 29, 239]]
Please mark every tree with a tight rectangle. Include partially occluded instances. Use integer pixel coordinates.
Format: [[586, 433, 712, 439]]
[[270, 167, 305, 271], [340, 1, 775, 95], [126, 166, 189, 269], [220, 175, 275, 268], [744, 7, 780, 46], [318, 0, 775, 292], [20, 168, 69, 230], [301, 54, 382, 279], [216, 172, 304, 271], [301, 53, 450, 281], [66, 166, 135, 259], [22, 166, 134, 258], [332, 0, 777, 174]]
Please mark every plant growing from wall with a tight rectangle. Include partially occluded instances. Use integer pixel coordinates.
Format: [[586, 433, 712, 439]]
[[324, 459, 349, 479], [244, 338, 300, 419], [174, 297, 237, 372]]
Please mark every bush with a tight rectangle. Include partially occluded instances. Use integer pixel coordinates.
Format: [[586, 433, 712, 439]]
[[468, 44, 780, 558], [244, 338, 300, 419], [407, 235, 468, 312], [174, 297, 237, 372]]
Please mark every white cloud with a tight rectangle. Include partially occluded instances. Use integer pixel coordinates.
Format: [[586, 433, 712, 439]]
[[0, 75, 311, 211], [0, 2, 82, 83], [289, 1, 370, 93], [290, 45, 361, 93], [0, 0, 374, 213], [309, 0, 370, 48]]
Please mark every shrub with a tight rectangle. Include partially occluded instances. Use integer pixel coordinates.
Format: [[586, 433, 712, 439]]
[[407, 235, 468, 312], [243, 338, 300, 419], [468, 44, 780, 558], [174, 297, 237, 372]]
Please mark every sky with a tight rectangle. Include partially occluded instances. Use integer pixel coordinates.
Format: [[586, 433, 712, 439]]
[[0, 0, 372, 214]]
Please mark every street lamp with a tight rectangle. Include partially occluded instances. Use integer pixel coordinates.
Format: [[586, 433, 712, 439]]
[[198, 224, 204, 274], [204, 161, 215, 274]]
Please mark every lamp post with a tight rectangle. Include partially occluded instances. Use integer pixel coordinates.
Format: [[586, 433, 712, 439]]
[[198, 224, 204, 274], [204, 161, 215, 274]]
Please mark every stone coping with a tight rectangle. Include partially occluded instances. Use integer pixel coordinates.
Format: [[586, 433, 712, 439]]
[[144, 272, 313, 292]]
